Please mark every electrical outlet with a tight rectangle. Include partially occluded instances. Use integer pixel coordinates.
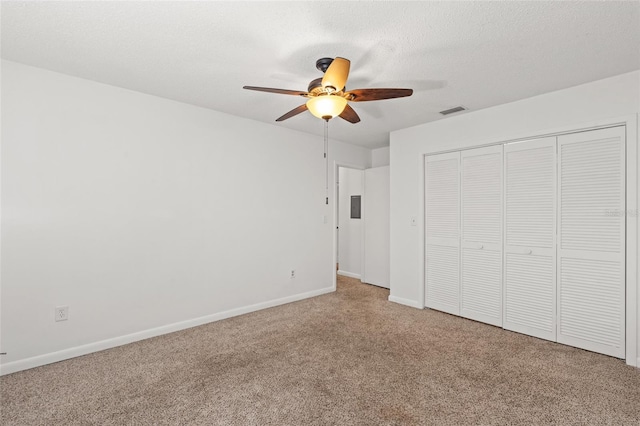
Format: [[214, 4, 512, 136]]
[[290, 270, 296, 279], [55, 306, 69, 322]]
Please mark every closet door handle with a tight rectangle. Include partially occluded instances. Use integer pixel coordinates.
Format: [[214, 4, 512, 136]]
[[512, 248, 532, 255]]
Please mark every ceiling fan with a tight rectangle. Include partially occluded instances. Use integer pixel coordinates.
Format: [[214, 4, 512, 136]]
[[243, 57, 413, 123]]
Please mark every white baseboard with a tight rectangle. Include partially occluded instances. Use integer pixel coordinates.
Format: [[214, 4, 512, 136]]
[[337, 270, 361, 279], [364, 280, 390, 289], [623, 357, 637, 368], [0, 286, 335, 376], [388, 295, 423, 309]]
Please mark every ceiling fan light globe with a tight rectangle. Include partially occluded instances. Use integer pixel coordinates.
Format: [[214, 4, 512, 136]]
[[306, 95, 347, 120]]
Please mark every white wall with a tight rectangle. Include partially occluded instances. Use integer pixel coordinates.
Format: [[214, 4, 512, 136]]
[[338, 167, 363, 278], [389, 70, 639, 366], [371, 147, 390, 167], [0, 60, 371, 374]]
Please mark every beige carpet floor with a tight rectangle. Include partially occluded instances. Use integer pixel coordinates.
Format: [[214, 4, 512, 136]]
[[1, 276, 639, 425]]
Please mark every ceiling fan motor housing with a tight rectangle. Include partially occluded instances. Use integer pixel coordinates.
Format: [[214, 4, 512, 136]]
[[307, 78, 323, 93], [315, 57, 334, 73], [308, 78, 346, 96]]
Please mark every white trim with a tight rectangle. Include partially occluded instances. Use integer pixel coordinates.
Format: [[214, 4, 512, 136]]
[[417, 155, 426, 309], [417, 114, 638, 367], [388, 295, 423, 309], [332, 161, 366, 292], [626, 113, 638, 367], [337, 270, 361, 280], [0, 286, 335, 376], [416, 116, 632, 158], [360, 168, 366, 284]]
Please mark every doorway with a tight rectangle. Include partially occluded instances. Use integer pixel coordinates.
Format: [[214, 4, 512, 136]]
[[336, 166, 364, 280], [333, 163, 391, 291]]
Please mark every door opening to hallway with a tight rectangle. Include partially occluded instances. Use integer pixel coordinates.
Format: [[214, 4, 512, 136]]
[[335, 165, 390, 289], [337, 166, 363, 281]]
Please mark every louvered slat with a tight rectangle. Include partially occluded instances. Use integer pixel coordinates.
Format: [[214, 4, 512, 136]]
[[426, 245, 459, 313], [461, 249, 502, 326], [505, 254, 555, 334], [426, 157, 459, 240], [559, 258, 622, 348], [462, 152, 502, 245], [560, 137, 621, 252], [505, 144, 555, 248]]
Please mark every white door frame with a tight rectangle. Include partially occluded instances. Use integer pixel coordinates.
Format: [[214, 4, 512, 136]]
[[418, 114, 638, 367], [332, 162, 365, 291]]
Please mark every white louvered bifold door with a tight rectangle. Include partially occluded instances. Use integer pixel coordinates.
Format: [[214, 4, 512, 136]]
[[460, 146, 503, 327], [425, 152, 460, 315], [557, 126, 626, 358], [504, 137, 557, 341]]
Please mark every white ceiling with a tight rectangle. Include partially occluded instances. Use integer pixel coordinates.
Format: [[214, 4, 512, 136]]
[[2, 1, 639, 149]]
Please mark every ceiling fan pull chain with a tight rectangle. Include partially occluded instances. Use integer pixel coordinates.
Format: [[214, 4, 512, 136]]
[[324, 119, 329, 205]]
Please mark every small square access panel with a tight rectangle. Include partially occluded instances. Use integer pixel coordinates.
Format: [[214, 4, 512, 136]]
[[350, 195, 361, 219]]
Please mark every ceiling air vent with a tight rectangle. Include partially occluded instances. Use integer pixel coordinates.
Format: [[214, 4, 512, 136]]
[[439, 106, 467, 115]]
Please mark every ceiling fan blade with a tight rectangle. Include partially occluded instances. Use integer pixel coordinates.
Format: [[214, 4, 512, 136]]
[[243, 86, 308, 96], [345, 88, 413, 102], [339, 104, 361, 124], [275, 104, 308, 122], [322, 57, 350, 91]]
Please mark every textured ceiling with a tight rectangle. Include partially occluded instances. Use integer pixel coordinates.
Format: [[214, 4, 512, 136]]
[[2, 1, 639, 148]]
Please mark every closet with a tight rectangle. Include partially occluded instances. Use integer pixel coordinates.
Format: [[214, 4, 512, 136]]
[[424, 126, 626, 358]]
